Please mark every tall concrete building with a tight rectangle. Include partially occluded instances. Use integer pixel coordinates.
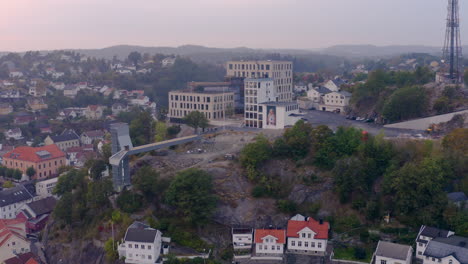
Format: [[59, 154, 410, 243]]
[[226, 60, 293, 102]]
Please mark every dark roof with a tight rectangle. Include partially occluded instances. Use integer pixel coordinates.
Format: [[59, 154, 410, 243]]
[[81, 130, 105, 138], [420, 226, 452, 239], [424, 236, 468, 264], [124, 222, 159, 243], [4, 252, 39, 264], [26, 197, 57, 216], [313, 86, 332, 94], [448, 192, 468, 203], [375, 241, 412, 260], [50, 130, 79, 142], [0, 185, 34, 207]]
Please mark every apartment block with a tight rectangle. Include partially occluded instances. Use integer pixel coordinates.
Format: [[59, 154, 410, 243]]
[[226, 60, 293, 102], [168, 90, 235, 121]]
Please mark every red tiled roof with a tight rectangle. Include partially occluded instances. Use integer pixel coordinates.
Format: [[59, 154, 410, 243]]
[[0, 218, 27, 247], [287, 217, 329, 239], [4, 252, 39, 264], [3, 144, 66, 163], [254, 229, 286, 244]]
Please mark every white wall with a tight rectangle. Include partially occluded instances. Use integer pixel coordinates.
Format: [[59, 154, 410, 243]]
[[256, 239, 284, 255], [0, 200, 32, 219], [233, 233, 253, 249], [0, 235, 30, 262], [422, 254, 459, 264]]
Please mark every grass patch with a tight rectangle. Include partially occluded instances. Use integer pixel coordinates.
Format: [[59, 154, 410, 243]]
[[333, 246, 373, 263]]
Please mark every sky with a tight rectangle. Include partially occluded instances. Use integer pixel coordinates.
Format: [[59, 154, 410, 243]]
[[1, 0, 467, 51]]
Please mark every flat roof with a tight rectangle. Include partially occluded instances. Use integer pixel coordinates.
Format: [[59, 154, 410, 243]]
[[227, 60, 292, 64], [169, 90, 234, 95], [259, 101, 298, 106]]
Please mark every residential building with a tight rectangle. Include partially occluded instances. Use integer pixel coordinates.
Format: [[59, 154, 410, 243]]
[[323, 78, 347, 92], [319, 91, 351, 114], [80, 130, 106, 145], [168, 90, 235, 121], [422, 236, 468, 264], [307, 86, 332, 104], [35, 177, 59, 198], [187, 81, 243, 111], [161, 57, 176, 68], [373, 241, 413, 264], [416, 226, 454, 260], [0, 185, 35, 219], [260, 102, 301, 129], [112, 103, 128, 116], [0, 103, 13, 115], [84, 105, 104, 120], [294, 83, 308, 93], [28, 86, 46, 97], [4, 128, 23, 140], [447, 192, 467, 208], [9, 71, 24, 78], [0, 218, 30, 262], [44, 130, 80, 151], [232, 228, 254, 250], [63, 85, 78, 98], [286, 215, 329, 255], [117, 221, 167, 264], [3, 252, 40, 264], [2, 145, 66, 180], [254, 229, 286, 255], [16, 197, 57, 233], [226, 60, 294, 102], [27, 98, 48, 111]]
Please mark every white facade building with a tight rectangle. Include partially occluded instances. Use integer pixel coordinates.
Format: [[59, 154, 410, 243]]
[[244, 78, 276, 128], [416, 226, 454, 260], [0, 185, 35, 219], [118, 222, 166, 264], [286, 215, 329, 255], [421, 236, 468, 264], [254, 229, 286, 256], [373, 241, 413, 264], [36, 177, 59, 198], [0, 219, 30, 263], [319, 91, 352, 114], [232, 228, 254, 250], [260, 102, 301, 129]]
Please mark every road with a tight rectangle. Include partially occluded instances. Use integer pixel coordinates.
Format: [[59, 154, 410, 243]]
[[302, 110, 423, 137]]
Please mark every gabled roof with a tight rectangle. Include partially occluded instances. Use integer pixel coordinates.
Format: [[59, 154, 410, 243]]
[[4, 145, 65, 163], [287, 217, 329, 239], [254, 229, 286, 244], [4, 252, 39, 264], [0, 185, 35, 207], [49, 130, 79, 142], [313, 86, 332, 94], [0, 218, 27, 247], [25, 197, 57, 217], [447, 192, 468, 203], [81, 130, 105, 138], [375, 241, 412, 261], [424, 236, 468, 264], [124, 221, 159, 243], [420, 226, 453, 239]]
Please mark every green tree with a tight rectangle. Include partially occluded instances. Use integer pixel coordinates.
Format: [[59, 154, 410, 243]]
[[116, 190, 144, 213], [54, 192, 73, 224], [133, 165, 166, 202], [240, 135, 272, 181], [2, 181, 14, 188], [90, 160, 107, 180], [281, 120, 313, 159], [26, 167, 36, 178], [184, 111, 209, 133], [154, 121, 167, 142], [128, 51, 142, 68], [383, 86, 428, 122], [130, 110, 155, 145], [165, 168, 217, 225]]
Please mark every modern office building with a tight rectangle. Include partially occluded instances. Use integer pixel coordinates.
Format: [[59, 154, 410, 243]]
[[168, 90, 235, 121], [226, 60, 293, 102]]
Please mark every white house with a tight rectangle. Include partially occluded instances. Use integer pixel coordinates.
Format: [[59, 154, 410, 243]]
[[422, 235, 468, 264], [118, 221, 168, 264], [294, 84, 308, 93], [286, 215, 329, 255], [319, 91, 351, 114], [232, 228, 254, 250], [35, 177, 59, 198], [4, 128, 23, 140], [63, 85, 79, 98], [161, 57, 176, 68], [112, 103, 129, 116], [0, 218, 31, 263], [80, 130, 105, 145], [52, 82, 65, 90], [9, 71, 24, 78], [306, 86, 332, 104], [0, 185, 35, 219], [373, 241, 413, 264], [416, 226, 454, 260], [323, 78, 347, 92], [254, 229, 286, 256]]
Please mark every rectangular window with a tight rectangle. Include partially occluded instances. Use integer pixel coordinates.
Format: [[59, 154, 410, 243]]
[[298, 242, 302, 247], [305, 242, 309, 247], [135, 244, 139, 249], [381, 261, 387, 264], [302, 233, 306, 238], [277, 246, 280, 250], [271, 246, 275, 250], [141, 245, 145, 249], [291, 241, 295, 246], [148, 245, 151, 250], [318, 243, 322, 248]]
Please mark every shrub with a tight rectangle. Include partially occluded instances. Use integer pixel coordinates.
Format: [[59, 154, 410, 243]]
[[277, 200, 297, 214]]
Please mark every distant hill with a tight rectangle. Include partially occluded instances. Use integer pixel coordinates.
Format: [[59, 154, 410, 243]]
[[321, 45, 445, 58]]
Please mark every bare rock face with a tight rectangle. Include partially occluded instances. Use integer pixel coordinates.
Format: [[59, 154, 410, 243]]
[[45, 239, 111, 264]]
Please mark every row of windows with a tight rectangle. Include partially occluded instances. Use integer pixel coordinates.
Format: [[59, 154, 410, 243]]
[[172, 102, 210, 111], [170, 110, 226, 120], [291, 241, 322, 248], [127, 243, 152, 250], [171, 94, 234, 103], [258, 245, 281, 250], [325, 100, 344, 104], [285, 105, 299, 112], [128, 253, 152, 260], [245, 81, 272, 89], [229, 63, 292, 71], [325, 95, 345, 99]]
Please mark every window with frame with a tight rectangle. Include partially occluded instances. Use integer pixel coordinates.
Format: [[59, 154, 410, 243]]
[[318, 243, 322, 248], [381, 260, 387, 264], [291, 241, 295, 246]]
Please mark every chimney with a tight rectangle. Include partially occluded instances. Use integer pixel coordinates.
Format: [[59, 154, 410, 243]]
[[319, 219, 323, 225], [124, 145, 129, 151]]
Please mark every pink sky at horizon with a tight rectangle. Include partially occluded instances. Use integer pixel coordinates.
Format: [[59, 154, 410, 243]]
[[0, 0, 465, 52]]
